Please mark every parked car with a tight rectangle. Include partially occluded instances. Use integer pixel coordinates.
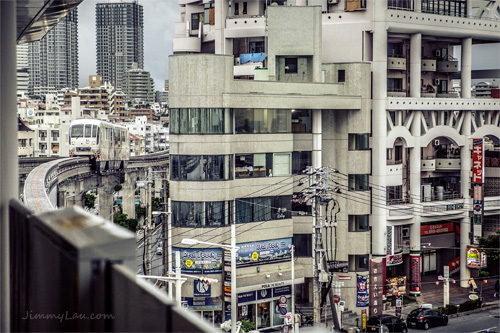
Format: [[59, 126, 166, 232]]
[[407, 308, 448, 330], [367, 315, 408, 333], [156, 243, 162, 255]]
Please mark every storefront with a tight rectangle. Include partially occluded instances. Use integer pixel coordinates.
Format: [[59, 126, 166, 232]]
[[184, 297, 223, 327]]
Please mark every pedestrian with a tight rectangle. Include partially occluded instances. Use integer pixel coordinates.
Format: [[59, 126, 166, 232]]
[[494, 280, 499, 298]]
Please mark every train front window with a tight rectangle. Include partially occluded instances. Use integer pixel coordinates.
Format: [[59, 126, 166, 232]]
[[84, 125, 92, 137], [70, 125, 84, 138], [92, 125, 98, 138]]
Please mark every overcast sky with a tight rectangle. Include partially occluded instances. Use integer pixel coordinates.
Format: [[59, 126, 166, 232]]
[[78, 0, 179, 91]]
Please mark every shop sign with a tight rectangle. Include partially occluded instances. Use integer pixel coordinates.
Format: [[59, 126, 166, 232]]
[[386, 276, 407, 295], [236, 237, 292, 267], [273, 285, 291, 297], [194, 280, 211, 297], [386, 253, 403, 267], [447, 257, 460, 271], [472, 139, 484, 183], [446, 203, 464, 211], [172, 247, 222, 274], [387, 226, 393, 255], [356, 274, 369, 307], [466, 247, 487, 269], [421, 223, 453, 236], [237, 291, 256, 303], [369, 258, 384, 316], [362, 310, 366, 329], [410, 254, 421, 295], [327, 260, 349, 272], [261, 281, 286, 289], [257, 288, 272, 300]]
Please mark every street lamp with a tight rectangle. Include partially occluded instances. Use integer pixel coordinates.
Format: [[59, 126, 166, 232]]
[[181, 224, 239, 333]]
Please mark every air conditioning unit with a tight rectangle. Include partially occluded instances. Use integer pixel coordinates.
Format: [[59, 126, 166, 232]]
[[435, 49, 441, 57], [434, 139, 440, 146], [434, 79, 440, 85]]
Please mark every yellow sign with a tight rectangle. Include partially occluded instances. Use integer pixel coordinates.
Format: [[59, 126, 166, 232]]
[[362, 310, 366, 329], [252, 252, 259, 261], [185, 259, 193, 267]]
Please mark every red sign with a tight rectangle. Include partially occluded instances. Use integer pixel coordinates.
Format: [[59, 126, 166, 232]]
[[421, 222, 454, 236], [447, 257, 460, 270], [387, 253, 403, 266], [333, 295, 340, 303], [472, 139, 484, 183], [369, 258, 384, 317], [410, 254, 421, 295]]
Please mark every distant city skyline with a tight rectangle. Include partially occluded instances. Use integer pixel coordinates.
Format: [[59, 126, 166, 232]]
[[78, 0, 178, 91]]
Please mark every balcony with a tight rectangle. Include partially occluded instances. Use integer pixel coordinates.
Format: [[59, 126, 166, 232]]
[[388, 56, 407, 70], [421, 158, 436, 171], [224, 16, 266, 38], [435, 157, 461, 170], [388, 89, 407, 97], [421, 59, 436, 72], [386, 163, 403, 186], [436, 59, 459, 73], [436, 90, 460, 98]]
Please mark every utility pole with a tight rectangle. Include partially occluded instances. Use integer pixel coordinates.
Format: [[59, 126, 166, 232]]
[[145, 167, 152, 275]]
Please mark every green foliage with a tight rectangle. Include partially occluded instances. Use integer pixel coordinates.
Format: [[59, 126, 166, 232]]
[[136, 205, 146, 219], [114, 184, 123, 192], [152, 197, 161, 212], [240, 319, 256, 333], [437, 304, 458, 315], [84, 193, 96, 209], [459, 299, 482, 312], [478, 229, 500, 261], [479, 270, 490, 278], [113, 213, 138, 232]]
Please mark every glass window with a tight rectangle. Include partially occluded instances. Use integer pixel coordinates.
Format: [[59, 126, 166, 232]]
[[205, 201, 226, 227], [203, 155, 232, 180], [171, 108, 179, 134], [272, 109, 291, 133], [171, 155, 179, 180], [254, 197, 271, 222], [292, 192, 312, 216], [92, 125, 98, 138], [272, 195, 292, 219], [292, 151, 312, 174], [235, 109, 254, 134], [172, 201, 202, 227], [338, 69, 346, 83], [180, 108, 201, 134], [84, 125, 92, 137], [254, 109, 269, 133], [292, 109, 312, 133], [203, 108, 224, 134], [249, 41, 265, 53], [257, 302, 271, 329], [349, 254, 369, 271], [70, 124, 83, 138], [292, 234, 312, 257], [273, 153, 291, 176], [285, 58, 297, 73], [224, 108, 233, 134], [348, 174, 369, 191], [235, 154, 253, 178], [348, 215, 369, 232], [236, 198, 253, 223], [179, 155, 202, 180], [348, 134, 369, 150]]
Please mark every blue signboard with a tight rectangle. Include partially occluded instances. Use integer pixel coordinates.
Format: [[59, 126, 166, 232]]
[[356, 274, 369, 307], [257, 288, 273, 300], [172, 247, 223, 274], [238, 291, 256, 303], [273, 285, 292, 297], [236, 237, 292, 267], [194, 280, 212, 297]]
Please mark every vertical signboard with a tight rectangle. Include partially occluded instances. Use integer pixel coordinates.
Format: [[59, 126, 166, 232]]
[[356, 274, 369, 307], [369, 258, 384, 317], [472, 139, 484, 244], [386, 226, 394, 255], [410, 254, 421, 295], [223, 249, 232, 321]]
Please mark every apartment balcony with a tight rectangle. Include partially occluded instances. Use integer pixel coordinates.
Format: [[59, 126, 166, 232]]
[[388, 89, 407, 97], [436, 90, 460, 98], [387, 204, 414, 221], [224, 16, 266, 38], [386, 163, 403, 186], [421, 158, 436, 171], [421, 199, 466, 218], [173, 36, 201, 53], [436, 59, 459, 73], [435, 157, 461, 170], [388, 56, 406, 70], [421, 59, 436, 72]]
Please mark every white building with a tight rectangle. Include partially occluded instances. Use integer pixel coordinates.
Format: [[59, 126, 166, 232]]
[[123, 116, 169, 154], [169, 0, 500, 327]]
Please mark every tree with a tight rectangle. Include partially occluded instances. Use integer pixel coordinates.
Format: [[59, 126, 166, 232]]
[[478, 229, 500, 275], [114, 184, 122, 192], [113, 213, 138, 232], [84, 193, 96, 209]]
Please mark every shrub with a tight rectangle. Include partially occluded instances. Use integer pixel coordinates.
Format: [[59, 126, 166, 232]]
[[459, 299, 481, 312], [240, 319, 256, 333], [437, 304, 458, 315]]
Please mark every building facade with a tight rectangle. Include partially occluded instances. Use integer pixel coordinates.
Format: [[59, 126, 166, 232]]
[[122, 66, 155, 104], [169, 0, 500, 329], [28, 8, 79, 97], [96, 1, 144, 90]]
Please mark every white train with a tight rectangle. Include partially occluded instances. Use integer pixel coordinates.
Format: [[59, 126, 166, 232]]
[[69, 119, 130, 171]]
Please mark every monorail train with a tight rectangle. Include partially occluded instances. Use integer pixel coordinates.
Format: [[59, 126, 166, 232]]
[[69, 119, 130, 171]]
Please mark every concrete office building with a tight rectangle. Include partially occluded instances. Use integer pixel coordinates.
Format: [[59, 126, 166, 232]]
[[122, 65, 155, 104], [96, 1, 144, 90], [169, 0, 500, 328], [28, 8, 79, 97]]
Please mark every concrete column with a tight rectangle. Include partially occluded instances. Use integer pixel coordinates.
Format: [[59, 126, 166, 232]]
[[312, 109, 322, 168], [371, 0, 388, 257], [57, 189, 67, 208], [410, 33, 422, 98], [409, 111, 422, 294], [414, 0, 422, 12], [98, 186, 114, 222], [461, 38, 472, 99], [215, 0, 229, 55], [466, 0, 472, 18], [1, 2, 17, 330], [122, 172, 136, 218], [460, 111, 472, 287]]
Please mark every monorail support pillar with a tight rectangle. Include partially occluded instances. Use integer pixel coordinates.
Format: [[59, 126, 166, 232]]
[[122, 171, 136, 219]]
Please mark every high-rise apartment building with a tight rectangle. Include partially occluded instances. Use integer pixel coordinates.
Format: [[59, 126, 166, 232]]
[[169, 0, 500, 329], [96, 1, 144, 90], [28, 8, 79, 97], [122, 64, 155, 104]]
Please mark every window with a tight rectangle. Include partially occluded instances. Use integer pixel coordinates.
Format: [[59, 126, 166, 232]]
[[235, 108, 291, 134], [235, 108, 254, 134], [291, 109, 312, 133], [387, 42, 404, 57], [243, 1, 247, 14], [249, 41, 265, 53], [338, 69, 345, 83], [387, 78, 403, 92], [386, 185, 403, 203], [348, 215, 369, 232], [179, 155, 202, 180], [348, 174, 369, 191], [171, 108, 232, 134], [205, 201, 231, 227], [171, 155, 233, 181], [173, 201, 203, 227], [348, 134, 369, 150], [292, 151, 312, 174], [292, 192, 312, 216], [235, 196, 292, 223], [272, 153, 291, 176], [180, 108, 201, 134], [386, 148, 392, 160], [191, 13, 203, 30], [234, 2, 239, 15], [348, 254, 369, 271], [285, 58, 298, 74], [292, 234, 312, 257]]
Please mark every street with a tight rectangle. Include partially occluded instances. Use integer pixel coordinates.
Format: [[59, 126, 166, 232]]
[[136, 225, 164, 278]]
